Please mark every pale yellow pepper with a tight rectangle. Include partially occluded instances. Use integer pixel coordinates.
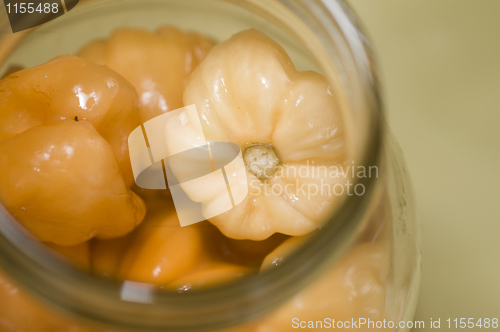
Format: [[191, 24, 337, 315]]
[[166, 29, 347, 240]]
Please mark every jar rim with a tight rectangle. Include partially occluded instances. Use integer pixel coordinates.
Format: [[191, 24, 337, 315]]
[[0, 0, 384, 330]]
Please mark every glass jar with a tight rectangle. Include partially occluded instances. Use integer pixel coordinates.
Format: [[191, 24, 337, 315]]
[[0, 0, 420, 331]]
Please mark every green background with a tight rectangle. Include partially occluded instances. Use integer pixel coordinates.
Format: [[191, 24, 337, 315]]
[[348, 0, 500, 330]]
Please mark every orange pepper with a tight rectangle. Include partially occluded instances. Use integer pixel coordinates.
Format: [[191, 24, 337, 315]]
[[0, 120, 146, 245], [79, 26, 214, 122]]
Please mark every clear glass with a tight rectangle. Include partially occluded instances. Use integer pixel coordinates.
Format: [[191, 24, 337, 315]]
[[0, 0, 420, 331]]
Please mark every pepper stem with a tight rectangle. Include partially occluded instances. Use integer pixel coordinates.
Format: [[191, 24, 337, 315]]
[[243, 144, 281, 179]]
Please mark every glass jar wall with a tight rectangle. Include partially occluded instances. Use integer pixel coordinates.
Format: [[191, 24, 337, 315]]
[[0, 0, 420, 331]]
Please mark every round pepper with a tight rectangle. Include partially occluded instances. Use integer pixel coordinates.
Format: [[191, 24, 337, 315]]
[[0, 120, 146, 245], [166, 29, 347, 240], [0, 55, 141, 186], [79, 26, 214, 123]]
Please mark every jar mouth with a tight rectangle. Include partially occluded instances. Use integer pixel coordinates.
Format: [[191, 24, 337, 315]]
[[0, 0, 383, 331]]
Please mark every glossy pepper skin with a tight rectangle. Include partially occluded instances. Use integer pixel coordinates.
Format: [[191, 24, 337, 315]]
[[117, 197, 216, 286], [0, 55, 141, 186], [168, 262, 252, 291], [167, 29, 347, 240], [79, 26, 214, 123], [0, 120, 146, 246]]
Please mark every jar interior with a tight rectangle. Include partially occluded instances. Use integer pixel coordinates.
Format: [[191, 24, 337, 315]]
[[1, 0, 323, 74], [0, 0, 389, 331]]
